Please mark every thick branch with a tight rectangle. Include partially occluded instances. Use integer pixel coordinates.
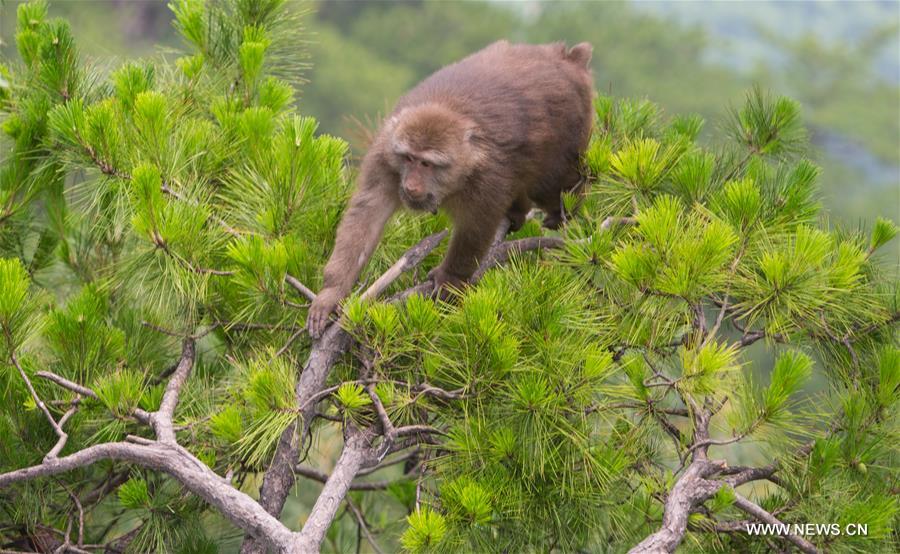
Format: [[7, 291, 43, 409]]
[[0, 442, 298, 552], [628, 459, 726, 553], [298, 427, 378, 551]]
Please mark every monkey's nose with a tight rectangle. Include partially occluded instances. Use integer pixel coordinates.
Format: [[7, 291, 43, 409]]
[[403, 186, 427, 200]]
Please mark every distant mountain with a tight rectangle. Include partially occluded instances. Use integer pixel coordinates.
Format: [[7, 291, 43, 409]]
[[633, 0, 900, 83]]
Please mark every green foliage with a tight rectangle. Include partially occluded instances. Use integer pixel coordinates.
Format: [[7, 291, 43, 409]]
[[401, 508, 448, 553], [118, 476, 151, 509], [94, 369, 144, 418], [335, 382, 370, 411], [0, 2, 897, 553]]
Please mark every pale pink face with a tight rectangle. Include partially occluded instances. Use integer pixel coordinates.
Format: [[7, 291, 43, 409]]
[[392, 147, 452, 213]]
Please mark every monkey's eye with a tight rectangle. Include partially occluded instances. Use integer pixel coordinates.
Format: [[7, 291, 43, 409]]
[[404, 154, 414, 163], [420, 160, 430, 168]]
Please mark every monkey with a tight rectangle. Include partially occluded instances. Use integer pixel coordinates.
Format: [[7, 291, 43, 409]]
[[307, 40, 595, 338]]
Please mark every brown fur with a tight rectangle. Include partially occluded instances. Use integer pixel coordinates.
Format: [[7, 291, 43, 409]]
[[307, 41, 595, 337]]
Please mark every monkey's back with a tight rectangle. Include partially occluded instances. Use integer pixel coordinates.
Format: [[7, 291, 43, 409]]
[[394, 41, 595, 206]]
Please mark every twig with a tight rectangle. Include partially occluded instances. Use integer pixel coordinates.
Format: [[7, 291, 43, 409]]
[[141, 320, 185, 338], [59, 482, 85, 548], [274, 326, 306, 358], [7, 349, 66, 461], [600, 215, 637, 230], [293, 464, 412, 491], [366, 384, 395, 438], [285, 274, 317, 302], [345, 496, 385, 554], [35, 371, 151, 425]]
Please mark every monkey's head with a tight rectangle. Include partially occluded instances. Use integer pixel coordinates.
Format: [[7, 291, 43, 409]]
[[385, 104, 482, 213]]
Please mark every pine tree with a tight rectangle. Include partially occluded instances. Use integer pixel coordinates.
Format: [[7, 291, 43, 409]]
[[0, 2, 897, 553]]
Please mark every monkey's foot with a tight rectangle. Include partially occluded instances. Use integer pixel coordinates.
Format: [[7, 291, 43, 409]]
[[542, 211, 563, 230], [427, 266, 468, 298], [506, 210, 528, 232]]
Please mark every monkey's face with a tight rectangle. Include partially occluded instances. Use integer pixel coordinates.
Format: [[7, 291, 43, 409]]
[[395, 152, 449, 214], [386, 104, 482, 214]]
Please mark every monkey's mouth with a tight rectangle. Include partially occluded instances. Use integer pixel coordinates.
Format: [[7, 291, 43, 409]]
[[400, 191, 439, 214]]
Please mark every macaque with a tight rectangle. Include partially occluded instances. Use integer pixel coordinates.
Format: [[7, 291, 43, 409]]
[[307, 41, 595, 337]]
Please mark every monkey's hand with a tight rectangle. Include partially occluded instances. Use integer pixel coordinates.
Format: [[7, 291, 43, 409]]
[[307, 287, 343, 338], [427, 266, 468, 299]]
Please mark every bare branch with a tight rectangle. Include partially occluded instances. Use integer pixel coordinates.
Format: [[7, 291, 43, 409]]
[[58, 482, 84, 548], [293, 464, 411, 491], [7, 350, 64, 457], [35, 371, 151, 425], [45, 403, 79, 459], [345, 496, 386, 554], [151, 338, 196, 443], [141, 320, 186, 338], [733, 493, 820, 554], [299, 427, 379, 551], [600, 215, 638, 230], [274, 326, 307, 358], [627, 459, 726, 553], [0, 442, 298, 552], [394, 425, 447, 438], [285, 274, 317, 302], [35, 371, 98, 399], [366, 384, 395, 437], [687, 432, 749, 454], [360, 230, 449, 301]]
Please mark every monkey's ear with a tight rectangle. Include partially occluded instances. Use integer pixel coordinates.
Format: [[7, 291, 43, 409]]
[[566, 42, 593, 68], [384, 115, 400, 133]]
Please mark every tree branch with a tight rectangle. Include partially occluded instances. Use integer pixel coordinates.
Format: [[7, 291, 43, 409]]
[[7, 349, 65, 461], [0, 442, 298, 552], [297, 427, 379, 551], [345, 495, 385, 554], [35, 370, 151, 425], [733, 493, 820, 554], [151, 338, 196, 443], [243, 231, 448, 554], [627, 459, 727, 553], [293, 463, 410, 491], [285, 274, 317, 302]]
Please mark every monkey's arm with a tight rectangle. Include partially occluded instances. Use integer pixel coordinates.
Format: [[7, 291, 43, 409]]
[[307, 177, 399, 338]]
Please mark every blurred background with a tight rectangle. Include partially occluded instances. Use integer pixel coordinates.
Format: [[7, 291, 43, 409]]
[[2, 0, 898, 225]]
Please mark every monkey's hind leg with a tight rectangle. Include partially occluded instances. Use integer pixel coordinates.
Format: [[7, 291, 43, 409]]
[[536, 169, 587, 230], [505, 194, 532, 232]]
